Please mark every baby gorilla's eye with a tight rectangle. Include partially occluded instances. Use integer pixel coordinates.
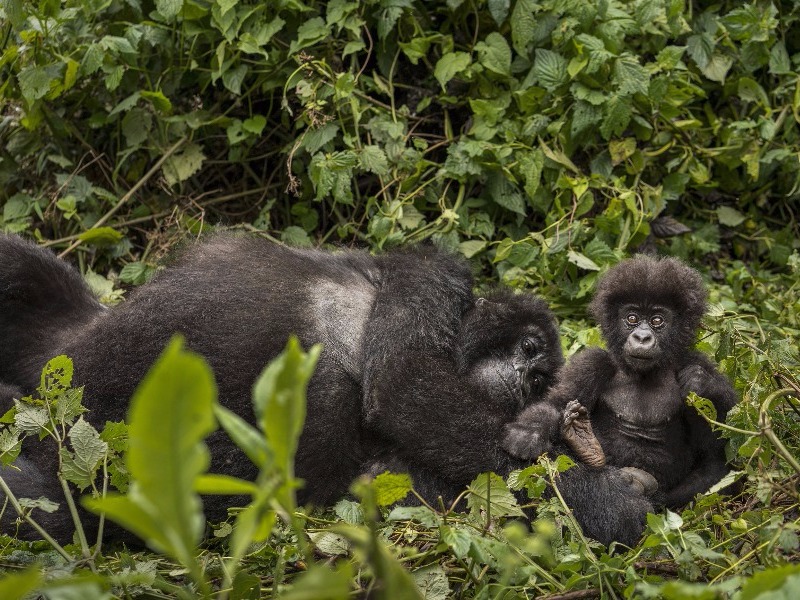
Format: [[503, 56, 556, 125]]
[[625, 313, 639, 325], [521, 338, 538, 356], [650, 315, 665, 328]]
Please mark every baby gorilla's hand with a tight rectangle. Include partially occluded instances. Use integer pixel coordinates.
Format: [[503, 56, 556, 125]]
[[561, 400, 606, 467], [502, 422, 551, 461], [677, 363, 710, 399], [619, 466, 659, 497]]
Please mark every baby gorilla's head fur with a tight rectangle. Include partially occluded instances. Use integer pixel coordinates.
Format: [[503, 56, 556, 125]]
[[589, 255, 707, 370]]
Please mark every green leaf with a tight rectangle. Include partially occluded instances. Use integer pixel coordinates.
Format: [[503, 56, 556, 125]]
[[717, 206, 746, 227], [0, 567, 42, 600], [156, 0, 183, 20], [387, 505, 441, 528], [242, 115, 266, 135], [476, 32, 511, 77], [359, 145, 389, 176], [440, 524, 472, 558], [213, 403, 271, 468], [162, 143, 206, 186], [308, 530, 351, 556], [434, 52, 471, 88], [413, 565, 450, 600], [278, 564, 353, 600], [78, 227, 123, 246], [466, 472, 524, 518], [303, 123, 339, 153], [334, 499, 365, 524], [740, 565, 800, 600], [222, 64, 248, 95], [18, 64, 61, 102], [372, 471, 413, 506], [701, 54, 733, 83], [510, 0, 538, 54], [140, 90, 172, 113], [600, 95, 632, 139], [60, 417, 108, 491], [86, 337, 216, 568], [613, 55, 649, 96], [289, 17, 331, 54], [253, 337, 321, 480], [487, 0, 510, 25], [567, 250, 601, 271], [459, 240, 486, 258], [687, 33, 714, 68], [194, 474, 259, 495], [533, 49, 568, 91]]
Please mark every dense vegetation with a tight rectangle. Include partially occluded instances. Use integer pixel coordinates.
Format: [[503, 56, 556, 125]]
[[0, 0, 799, 597]]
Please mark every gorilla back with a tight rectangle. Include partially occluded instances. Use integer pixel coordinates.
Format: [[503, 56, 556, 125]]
[[0, 233, 568, 542]]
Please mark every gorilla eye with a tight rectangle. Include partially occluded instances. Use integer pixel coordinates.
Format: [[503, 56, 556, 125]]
[[625, 314, 639, 326], [521, 338, 537, 356], [650, 315, 665, 328]]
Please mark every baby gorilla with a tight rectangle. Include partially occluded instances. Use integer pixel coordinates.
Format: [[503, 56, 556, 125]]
[[503, 255, 737, 508]]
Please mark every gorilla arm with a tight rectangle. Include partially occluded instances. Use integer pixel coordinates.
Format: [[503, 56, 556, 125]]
[[502, 347, 616, 462], [665, 351, 738, 507]]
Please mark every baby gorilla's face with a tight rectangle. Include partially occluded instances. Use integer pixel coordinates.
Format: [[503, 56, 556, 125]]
[[619, 304, 675, 372]]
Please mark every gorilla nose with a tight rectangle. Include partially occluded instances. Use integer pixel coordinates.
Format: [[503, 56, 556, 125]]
[[631, 329, 654, 348]]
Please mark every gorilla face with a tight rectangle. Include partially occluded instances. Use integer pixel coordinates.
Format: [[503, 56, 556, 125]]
[[619, 305, 676, 372]]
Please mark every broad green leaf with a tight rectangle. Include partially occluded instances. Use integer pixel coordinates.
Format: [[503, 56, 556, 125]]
[[740, 567, 800, 600], [303, 123, 339, 154], [487, 0, 510, 25], [18, 64, 62, 102], [440, 524, 472, 558], [533, 49, 568, 91], [140, 90, 172, 114], [434, 52, 471, 88], [87, 337, 216, 568], [701, 54, 734, 83], [600, 95, 632, 139], [334, 499, 365, 524], [289, 17, 331, 54], [613, 55, 649, 96], [162, 143, 206, 186], [717, 206, 746, 227], [156, 0, 183, 20], [466, 472, 524, 518], [278, 564, 353, 600], [387, 505, 441, 527], [413, 565, 450, 600], [459, 240, 486, 258], [309, 530, 351, 556], [0, 567, 42, 600], [253, 337, 321, 479], [476, 32, 511, 77], [372, 471, 412, 506], [359, 145, 389, 176], [510, 0, 538, 54]]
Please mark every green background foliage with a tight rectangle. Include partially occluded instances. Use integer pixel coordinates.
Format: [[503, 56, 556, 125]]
[[0, 0, 799, 598]]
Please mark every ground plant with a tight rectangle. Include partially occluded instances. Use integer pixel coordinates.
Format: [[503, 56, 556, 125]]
[[0, 0, 798, 598]]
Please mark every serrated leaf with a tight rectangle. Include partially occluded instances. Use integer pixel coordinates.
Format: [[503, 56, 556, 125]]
[[387, 505, 441, 527], [334, 499, 364, 524], [613, 55, 649, 96], [687, 33, 714, 69], [303, 123, 339, 154], [60, 417, 108, 490], [467, 472, 524, 517], [413, 565, 450, 600], [517, 148, 544, 198], [371, 471, 412, 506], [600, 95, 632, 139], [434, 52, 471, 88], [739, 566, 800, 600], [359, 145, 389, 176], [533, 49, 568, 91], [162, 143, 206, 186], [18, 64, 61, 102], [487, 0, 510, 25], [13, 401, 50, 435]]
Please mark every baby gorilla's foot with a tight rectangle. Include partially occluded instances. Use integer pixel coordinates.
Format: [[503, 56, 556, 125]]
[[561, 400, 606, 467], [619, 467, 659, 497]]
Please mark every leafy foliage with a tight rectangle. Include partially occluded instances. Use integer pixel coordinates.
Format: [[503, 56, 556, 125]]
[[0, 0, 799, 598]]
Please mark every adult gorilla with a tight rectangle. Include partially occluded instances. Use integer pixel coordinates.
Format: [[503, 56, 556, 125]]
[[0, 234, 652, 546]]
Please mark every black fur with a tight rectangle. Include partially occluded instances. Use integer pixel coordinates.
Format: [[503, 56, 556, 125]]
[[503, 255, 738, 542], [0, 234, 567, 542]]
